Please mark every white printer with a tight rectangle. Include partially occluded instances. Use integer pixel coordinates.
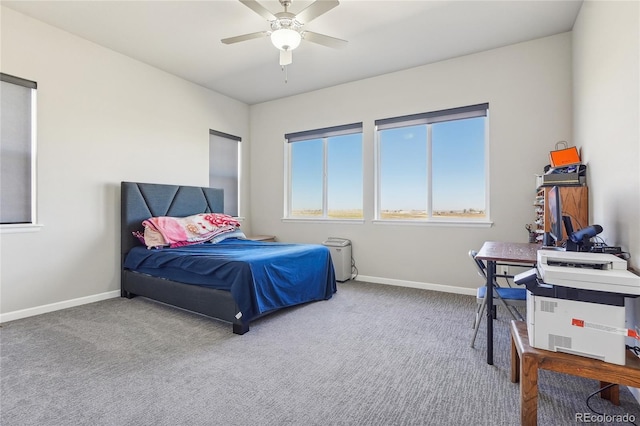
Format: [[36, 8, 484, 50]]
[[516, 250, 640, 365]]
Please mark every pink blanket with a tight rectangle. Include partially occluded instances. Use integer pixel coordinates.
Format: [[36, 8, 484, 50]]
[[142, 213, 240, 248]]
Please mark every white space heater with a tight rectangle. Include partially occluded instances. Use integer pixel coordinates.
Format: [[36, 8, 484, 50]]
[[322, 237, 352, 282]]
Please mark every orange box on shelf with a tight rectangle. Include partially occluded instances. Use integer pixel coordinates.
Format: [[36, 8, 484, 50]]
[[549, 145, 580, 167]]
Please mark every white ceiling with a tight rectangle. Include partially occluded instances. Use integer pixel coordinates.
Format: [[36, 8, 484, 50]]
[[2, 0, 583, 105]]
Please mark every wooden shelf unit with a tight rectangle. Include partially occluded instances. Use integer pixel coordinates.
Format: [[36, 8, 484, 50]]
[[534, 185, 588, 245]]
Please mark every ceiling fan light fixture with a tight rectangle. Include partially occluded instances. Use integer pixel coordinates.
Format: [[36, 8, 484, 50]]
[[271, 28, 301, 51]]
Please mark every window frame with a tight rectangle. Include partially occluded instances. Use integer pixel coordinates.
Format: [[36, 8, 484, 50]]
[[284, 122, 364, 222], [0, 73, 40, 233], [208, 129, 241, 218], [374, 103, 491, 226]]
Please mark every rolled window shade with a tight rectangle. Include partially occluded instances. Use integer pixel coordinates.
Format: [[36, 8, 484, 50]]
[[375, 103, 488, 130], [286, 122, 363, 142], [209, 131, 240, 217], [1, 74, 36, 224]]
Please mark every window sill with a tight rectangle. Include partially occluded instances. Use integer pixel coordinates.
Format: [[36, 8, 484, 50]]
[[280, 218, 492, 227], [372, 219, 493, 227], [282, 218, 365, 225], [1, 223, 44, 233]]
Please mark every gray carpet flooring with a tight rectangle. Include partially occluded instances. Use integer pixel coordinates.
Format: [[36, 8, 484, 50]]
[[1, 281, 639, 426]]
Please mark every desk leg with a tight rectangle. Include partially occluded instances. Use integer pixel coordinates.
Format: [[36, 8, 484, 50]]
[[521, 353, 539, 426], [486, 260, 495, 365], [600, 382, 620, 406], [511, 332, 520, 383]]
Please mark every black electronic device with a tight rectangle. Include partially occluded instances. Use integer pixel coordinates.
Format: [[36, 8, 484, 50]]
[[546, 186, 563, 247], [563, 219, 603, 252], [571, 225, 603, 243], [563, 214, 579, 251], [590, 245, 622, 254], [562, 215, 574, 249], [568, 224, 603, 252]]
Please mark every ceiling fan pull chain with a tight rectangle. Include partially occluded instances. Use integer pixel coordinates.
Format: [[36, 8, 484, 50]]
[[282, 65, 288, 83]]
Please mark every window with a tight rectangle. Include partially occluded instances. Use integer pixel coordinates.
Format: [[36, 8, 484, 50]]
[[375, 103, 488, 221], [209, 129, 240, 217], [1, 73, 37, 226], [286, 123, 363, 219]]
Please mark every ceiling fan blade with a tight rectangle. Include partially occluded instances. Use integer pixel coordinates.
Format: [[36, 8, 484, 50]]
[[239, 0, 276, 21], [280, 49, 292, 66], [295, 0, 339, 24], [302, 31, 348, 49], [221, 31, 269, 44]]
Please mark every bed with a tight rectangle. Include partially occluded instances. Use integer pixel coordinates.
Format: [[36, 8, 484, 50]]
[[121, 181, 336, 334]]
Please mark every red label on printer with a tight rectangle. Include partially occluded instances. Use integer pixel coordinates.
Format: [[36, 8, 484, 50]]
[[572, 318, 639, 340], [572, 318, 585, 327]]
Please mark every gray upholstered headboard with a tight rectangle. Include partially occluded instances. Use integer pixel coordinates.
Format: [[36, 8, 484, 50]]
[[120, 182, 224, 257]]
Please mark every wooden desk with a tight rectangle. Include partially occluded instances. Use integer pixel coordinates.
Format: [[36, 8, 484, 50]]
[[510, 320, 640, 426], [475, 241, 539, 365]]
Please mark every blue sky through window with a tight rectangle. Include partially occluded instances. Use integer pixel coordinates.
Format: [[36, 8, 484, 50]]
[[327, 134, 363, 212], [290, 133, 363, 214], [432, 117, 485, 212], [380, 125, 428, 211], [379, 116, 486, 214], [289, 116, 485, 218], [290, 138, 323, 212]]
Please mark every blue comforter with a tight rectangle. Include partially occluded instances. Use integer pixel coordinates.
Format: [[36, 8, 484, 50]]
[[123, 239, 336, 321]]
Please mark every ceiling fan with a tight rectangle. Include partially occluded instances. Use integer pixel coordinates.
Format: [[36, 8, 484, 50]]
[[222, 0, 348, 66]]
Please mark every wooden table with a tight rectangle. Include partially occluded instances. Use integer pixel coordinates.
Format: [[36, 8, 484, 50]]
[[475, 241, 539, 365], [510, 320, 640, 426]]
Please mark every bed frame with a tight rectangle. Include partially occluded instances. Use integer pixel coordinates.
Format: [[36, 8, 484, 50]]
[[120, 181, 250, 334]]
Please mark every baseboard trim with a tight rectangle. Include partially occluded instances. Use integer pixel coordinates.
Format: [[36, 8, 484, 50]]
[[0, 277, 475, 324], [353, 275, 476, 296], [0, 290, 120, 324]]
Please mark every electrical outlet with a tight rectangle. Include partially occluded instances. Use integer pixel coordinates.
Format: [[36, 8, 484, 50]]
[[499, 265, 509, 275]]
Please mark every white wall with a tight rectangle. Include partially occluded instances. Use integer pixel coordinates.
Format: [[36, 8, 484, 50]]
[[249, 33, 573, 292], [0, 7, 250, 319], [572, 0, 640, 401], [573, 0, 640, 268]]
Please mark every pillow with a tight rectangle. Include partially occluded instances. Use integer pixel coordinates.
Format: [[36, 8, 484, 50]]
[[142, 213, 240, 248], [208, 228, 246, 244], [143, 226, 169, 249], [131, 229, 168, 250]]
